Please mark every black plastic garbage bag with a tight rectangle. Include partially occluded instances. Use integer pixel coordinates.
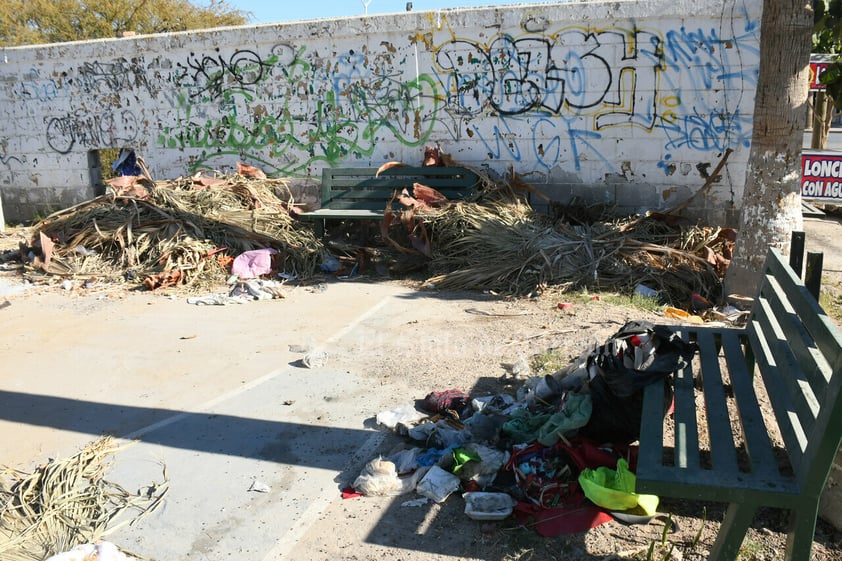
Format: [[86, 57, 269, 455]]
[[579, 320, 697, 445]]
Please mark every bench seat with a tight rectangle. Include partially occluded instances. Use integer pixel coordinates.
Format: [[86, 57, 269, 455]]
[[636, 248, 842, 561]]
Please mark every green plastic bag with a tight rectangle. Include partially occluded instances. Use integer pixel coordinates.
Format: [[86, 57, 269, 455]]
[[578, 458, 659, 515]]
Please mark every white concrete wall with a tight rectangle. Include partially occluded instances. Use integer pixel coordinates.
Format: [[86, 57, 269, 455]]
[[0, 0, 762, 224]]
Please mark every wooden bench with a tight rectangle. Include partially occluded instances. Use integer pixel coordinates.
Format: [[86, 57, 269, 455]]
[[299, 166, 480, 235], [636, 247, 842, 561]]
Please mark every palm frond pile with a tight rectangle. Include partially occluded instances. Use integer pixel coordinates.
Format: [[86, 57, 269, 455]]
[[26, 173, 325, 291], [0, 437, 167, 561], [403, 190, 727, 305]]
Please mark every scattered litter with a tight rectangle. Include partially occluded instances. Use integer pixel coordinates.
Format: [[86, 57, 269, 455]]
[[463, 492, 516, 521], [248, 480, 272, 493], [471, 394, 515, 414], [579, 458, 658, 516], [376, 403, 428, 432], [231, 248, 279, 279], [186, 293, 250, 306], [401, 497, 429, 507], [416, 466, 461, 503], [634, 284, 659, 298], [663, 306, 705, 324], [320, 255, 341, 273], [302, 350, 328, 369], [187, 279, 286, 305], [352, 458, 428, 496], [349, 319, 701, 536], [45, 542, 139, 561]]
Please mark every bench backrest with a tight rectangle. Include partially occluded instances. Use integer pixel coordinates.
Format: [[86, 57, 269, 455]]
[[747, 247, 842, 497], [320, 167, 480, 210]]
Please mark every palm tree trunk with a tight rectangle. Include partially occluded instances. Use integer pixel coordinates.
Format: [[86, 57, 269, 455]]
[[722, 0, 813, 299]]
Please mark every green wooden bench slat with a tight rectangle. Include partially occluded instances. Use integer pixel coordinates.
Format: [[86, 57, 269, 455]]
[[720, 330, 780, 480], [697, 329, 739, 474], [752, 291, 821, 439], [638, 380, 666, 474], [760, 273, 829, 405], [672, 329, 700, 471], [747, 319, 809, 474]]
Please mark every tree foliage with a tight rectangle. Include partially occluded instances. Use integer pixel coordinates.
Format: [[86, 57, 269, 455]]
[[0, 0, 249, 46], [813, 0, 842, 108]]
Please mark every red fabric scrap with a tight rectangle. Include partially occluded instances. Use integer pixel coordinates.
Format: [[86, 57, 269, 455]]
[[513, 501, 613, 537], [422, 389, 471, 414], [341, 486, 362, 499]]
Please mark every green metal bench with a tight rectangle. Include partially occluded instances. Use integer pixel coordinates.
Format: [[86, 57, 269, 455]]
[[299, 166, 480, 235], [636, 247, 842, 561]]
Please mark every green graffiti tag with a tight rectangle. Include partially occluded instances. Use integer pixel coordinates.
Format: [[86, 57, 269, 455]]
[[159, 46, 441, 176]]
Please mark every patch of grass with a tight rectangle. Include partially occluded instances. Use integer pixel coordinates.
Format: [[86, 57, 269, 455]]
[[531, 347, 569, 376], [598, 291, 664, 314], [820, 277, 842, 327], [736, 536, 765, 560]]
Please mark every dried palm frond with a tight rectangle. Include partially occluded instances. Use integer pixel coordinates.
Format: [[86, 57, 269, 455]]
[[27, 175, 323, 290], [416, 199, 721, 303], [0, 437, 167, 561]]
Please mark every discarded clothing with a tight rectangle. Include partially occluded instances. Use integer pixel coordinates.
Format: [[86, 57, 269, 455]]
[[423, 389, 472, 417], [501, 408, 552, 443], [536, 391, 592, 446], [231, 248, 278, 278]]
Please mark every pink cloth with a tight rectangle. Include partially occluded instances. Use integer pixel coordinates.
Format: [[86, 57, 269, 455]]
[[231, 248, 278, 278]]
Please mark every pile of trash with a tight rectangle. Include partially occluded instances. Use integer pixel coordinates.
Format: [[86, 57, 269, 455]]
[[347, 320, 696, 536]]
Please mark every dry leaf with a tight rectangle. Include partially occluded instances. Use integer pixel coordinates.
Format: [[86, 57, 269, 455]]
[[375, 161, 406, 177], [236, 162, 267, 179]]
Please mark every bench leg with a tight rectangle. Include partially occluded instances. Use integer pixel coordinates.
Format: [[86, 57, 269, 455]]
[[707, 502, 756, 561], [784, 504, 818, 561]]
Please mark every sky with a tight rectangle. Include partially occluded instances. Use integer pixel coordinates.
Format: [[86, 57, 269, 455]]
[[224, 1, 552, 25]]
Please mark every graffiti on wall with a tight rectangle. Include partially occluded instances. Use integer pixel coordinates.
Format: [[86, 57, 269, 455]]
[[14, 68, 66, 103], [22, 6, 760, 181], [77, 58, 150, 94], [45, 109, 139, 154], [159, 44, 441, 175], [175, 48, 278, 101], [431, 20, 759, 172]]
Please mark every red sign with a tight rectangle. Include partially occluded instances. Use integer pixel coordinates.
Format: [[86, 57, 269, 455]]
[[810, 62, 830, 91], [802, 152, 842, 200], [810, 54, 835, 91]]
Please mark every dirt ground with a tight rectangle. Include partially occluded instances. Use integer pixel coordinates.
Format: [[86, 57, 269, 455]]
[[2, 213, 842, 561]]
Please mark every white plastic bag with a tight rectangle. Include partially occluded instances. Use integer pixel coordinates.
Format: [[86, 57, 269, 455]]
[[376, 403, 427, 431], [416, 465, 461, 503], [45, 542, 136, 561], [353, 457, 428, 496]]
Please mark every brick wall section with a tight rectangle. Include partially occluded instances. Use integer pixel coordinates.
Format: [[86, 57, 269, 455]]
[[0, 0, 761, 225]]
